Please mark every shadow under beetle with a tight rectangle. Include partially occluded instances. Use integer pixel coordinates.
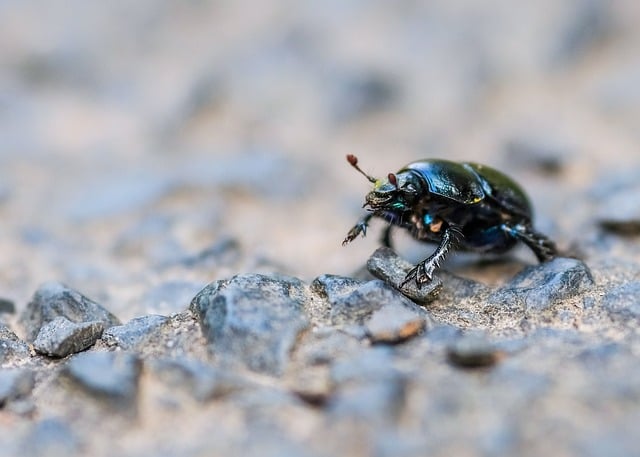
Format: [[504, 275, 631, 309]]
[[342, 155, 557, 288]]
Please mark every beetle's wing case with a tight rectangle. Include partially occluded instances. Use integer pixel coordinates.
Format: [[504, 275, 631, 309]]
[[463, 163, 533, 220], [401, 159, 486, 205]]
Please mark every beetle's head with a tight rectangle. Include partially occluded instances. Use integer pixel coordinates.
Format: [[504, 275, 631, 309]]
[[346, 155, 422, 213]]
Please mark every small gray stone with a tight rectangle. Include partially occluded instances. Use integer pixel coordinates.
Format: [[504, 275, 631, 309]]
[[492, 257, 594, 312], [310, 274, 365, 323], [33, 317, 104, 357], [0, 323, 30, 363], [0, 369, 34, 404], [21, 281, 120, 341], [365, 303, 427, 344], [102, 315, 169, 350], [150, 358, 246, 402], [597, 189, 640, 235], [447, 333, 503, 368], [330, 279, 425, 326], [367, 247, 442, 304], [190, 274, 309, 376], [65, 351, 141, 402]]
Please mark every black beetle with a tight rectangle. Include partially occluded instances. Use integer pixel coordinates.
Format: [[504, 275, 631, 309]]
[[342, 155, 557, 287]]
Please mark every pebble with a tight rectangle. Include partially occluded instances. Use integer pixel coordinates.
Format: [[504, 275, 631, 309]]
[[21, 281, 120, 341], [329, 279, 425, 326], [65, 351, 141, 402], [33, 317, 104, 357], [366, 247, 442, 304], [447, 333, 503, 368], [492, 257, 594, 312], [101, 315, 169, 350], [365, 303, 427, 344], [190, 274, 309, 376]]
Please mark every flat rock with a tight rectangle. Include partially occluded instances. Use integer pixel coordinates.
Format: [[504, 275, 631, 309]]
[[21, 281, 120, 341], [33, 317, 104, 357], [365, 302, 428, 343], [65, 351, 141, 403], [101, 315, 169, 350], [190, 274, 309, 376], [366, 247, 442, 304], [491, 257, 594, 312]]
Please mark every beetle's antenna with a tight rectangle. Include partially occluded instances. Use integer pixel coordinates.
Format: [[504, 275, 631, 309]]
[[346, 154, 377, 184], [388, 173, 398, 190]]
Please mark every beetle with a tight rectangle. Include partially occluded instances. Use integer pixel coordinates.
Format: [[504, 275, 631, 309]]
[[342, 155, 557, 287]]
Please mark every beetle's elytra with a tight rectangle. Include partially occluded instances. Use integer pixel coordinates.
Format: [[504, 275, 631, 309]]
[[342, 155, 558, 288]]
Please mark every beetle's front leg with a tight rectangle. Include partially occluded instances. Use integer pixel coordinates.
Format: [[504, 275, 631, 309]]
[[342, 213, 374, 246], [401, 225, 462, 288]]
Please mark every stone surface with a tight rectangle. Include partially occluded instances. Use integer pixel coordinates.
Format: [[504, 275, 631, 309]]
[[446, 332, 503, 368], [21, 282, 120, 341], [33, 317, 104, 357], [0, 297, 15, 314], [367, 247, 443, 304], [190, 274, 309, 376], [101, 315, 169, 350], [64, 351, 141, 403]]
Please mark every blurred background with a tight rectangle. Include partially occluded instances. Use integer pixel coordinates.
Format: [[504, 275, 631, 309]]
[[1, 0, 639, 320]]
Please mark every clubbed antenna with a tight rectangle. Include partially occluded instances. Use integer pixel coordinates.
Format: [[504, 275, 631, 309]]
[[346, 154, 377, 184]]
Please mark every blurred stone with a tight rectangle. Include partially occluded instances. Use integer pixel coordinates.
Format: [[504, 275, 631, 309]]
[[33, 317, 104, 357], [330, 70, 399, 122], [447, 333, 503, 368], [367, 247, 442, 304], [0, 369, 34, 405], [20, 418, 81, 457], [149, 358, 246, 402], [21, 281, 120, 341], [101, 315, 169, 350], [365, 302, 428, 344], [596, 186, 640, 236], [287, 365, 333, 406], [491, 257, 594, 312], [190, 274, 309, 376], [0, 297, 15, 314], [178, 237, 241, 269], [503, 133, 572, 175], [65, 351, 141, 403]]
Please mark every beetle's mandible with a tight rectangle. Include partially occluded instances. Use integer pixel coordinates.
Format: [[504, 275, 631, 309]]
[[342, 154, 558, 288]]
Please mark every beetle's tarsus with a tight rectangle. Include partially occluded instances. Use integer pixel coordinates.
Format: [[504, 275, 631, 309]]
[[342, 214, 373, 246], [400, 226, 461, 288]]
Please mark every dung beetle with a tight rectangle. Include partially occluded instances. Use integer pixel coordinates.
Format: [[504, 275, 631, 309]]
[[342, 155, 557, 287]]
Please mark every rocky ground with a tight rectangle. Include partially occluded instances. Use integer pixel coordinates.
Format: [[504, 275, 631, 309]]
[[1, 1, 640, 456]]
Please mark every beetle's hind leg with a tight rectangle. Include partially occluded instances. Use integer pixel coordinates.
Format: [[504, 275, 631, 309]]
[[401, 226, 462, 288], [503, 223, 557, 262]]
